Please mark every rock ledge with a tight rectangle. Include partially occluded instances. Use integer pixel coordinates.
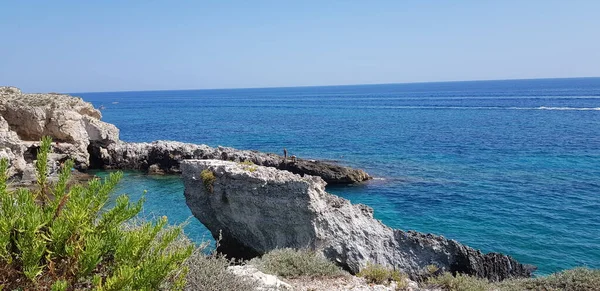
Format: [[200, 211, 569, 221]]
[[182, 160, 535, 281]]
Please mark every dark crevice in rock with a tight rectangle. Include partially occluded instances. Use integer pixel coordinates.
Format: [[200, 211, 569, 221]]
[[23, 145, 39, 163], [87, 143, 105, 169]]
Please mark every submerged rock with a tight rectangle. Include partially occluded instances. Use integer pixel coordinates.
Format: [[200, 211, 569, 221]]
[[182, 160, 535, 281]]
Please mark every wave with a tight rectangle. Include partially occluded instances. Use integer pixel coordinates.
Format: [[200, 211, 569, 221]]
[[530, 106, 600, 111], [373, 106, 600, 111]]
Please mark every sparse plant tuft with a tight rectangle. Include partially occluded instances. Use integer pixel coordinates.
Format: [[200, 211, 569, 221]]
[[200, 169, 216, 193], [357, 263, 408, 287], [426, 267, 600, 291], [426, 264, 440, 275], [251, 248, 345, 278], [238, 160, 258, 172]]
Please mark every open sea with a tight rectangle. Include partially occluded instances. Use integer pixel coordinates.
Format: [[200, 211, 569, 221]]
[[77, 78, 600, 275]]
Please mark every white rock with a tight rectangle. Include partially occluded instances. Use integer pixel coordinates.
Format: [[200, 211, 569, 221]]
[[182, 160, 534, 281], [228, 265, 293, 291]]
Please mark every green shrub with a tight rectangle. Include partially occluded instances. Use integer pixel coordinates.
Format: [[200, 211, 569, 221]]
[[251, 248, 345, 278], [427, 272, 490, 291], [184, 247, 258, 291], [200, 169, 216, 193], [357, 263, 407, 288], [427, 268, 600, 291], [0, 136, 193, 290], [496, 267, 600, 291], [426, 264, 440, 275]]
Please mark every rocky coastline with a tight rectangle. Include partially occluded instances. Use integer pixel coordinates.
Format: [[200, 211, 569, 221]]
[[0, 86, 370, 185], [1, 86, 535, 287], [182, 160, 535, 282]]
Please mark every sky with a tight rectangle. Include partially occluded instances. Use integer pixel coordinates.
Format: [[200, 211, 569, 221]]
[[1, 0, 600, 93]]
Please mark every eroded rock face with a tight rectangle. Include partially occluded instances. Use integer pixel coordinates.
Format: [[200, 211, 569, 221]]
[[93, 141, 370, 184], [182, 160, 535, 281], [0, 116, 28, 179], [0, 87, 119, 171]]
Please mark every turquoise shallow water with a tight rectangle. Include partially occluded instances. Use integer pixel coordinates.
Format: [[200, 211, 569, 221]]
[[78, 78, 600, 275]]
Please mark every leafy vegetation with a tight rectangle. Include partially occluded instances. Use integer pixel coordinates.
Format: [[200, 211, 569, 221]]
[[184, 245, 258, 291], [251, 248, 344, 278], [0, 136, 193, 290], [200, 169, 216, 193], [357, 263, 407, 288], [427, 267, 600, 291]]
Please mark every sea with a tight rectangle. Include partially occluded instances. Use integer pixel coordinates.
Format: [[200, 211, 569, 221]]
[[77, 78, 600, 275]]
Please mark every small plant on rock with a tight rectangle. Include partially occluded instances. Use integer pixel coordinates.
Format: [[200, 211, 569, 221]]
[[200, 169, 216, 193], [357, 263, 408, 288], [238, 160, 257, 172]]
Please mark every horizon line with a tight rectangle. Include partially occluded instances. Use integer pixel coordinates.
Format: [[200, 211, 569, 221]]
[[51, 76, 600, 95]]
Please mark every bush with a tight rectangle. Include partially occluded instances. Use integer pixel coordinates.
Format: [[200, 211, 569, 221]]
[[496, 267, 600, 291], [184, 247, 258, 291], [357, 263, 407, 288], [200, 169, 216, 193], [0, 137, 193, 290], [251, 248, 345, 278], [427, 267, 600, 291], [426, 272, 490, 291]]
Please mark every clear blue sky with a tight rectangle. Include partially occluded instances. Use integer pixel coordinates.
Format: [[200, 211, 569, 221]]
[[1, 0, 599, 93]]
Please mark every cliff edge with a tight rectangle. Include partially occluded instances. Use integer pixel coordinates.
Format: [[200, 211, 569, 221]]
[[182, 160, 535, 281]]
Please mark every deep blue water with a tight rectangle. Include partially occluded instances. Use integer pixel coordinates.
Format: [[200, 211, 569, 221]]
[[78, 78, 600, 275]]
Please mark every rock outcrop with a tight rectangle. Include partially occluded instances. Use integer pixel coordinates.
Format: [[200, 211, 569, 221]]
[[0, 87, 370, 184], [91, 140, 370, 184], [182, 160, 535, 281], [228, 265, 293, 291], [0, 86, 119, 175], [0, 116, 28, 179]]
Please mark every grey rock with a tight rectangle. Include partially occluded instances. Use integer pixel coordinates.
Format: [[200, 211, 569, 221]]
[[0, 116, 28, 179], [92, 141, 370, 184], [182, 160, 535, 281]]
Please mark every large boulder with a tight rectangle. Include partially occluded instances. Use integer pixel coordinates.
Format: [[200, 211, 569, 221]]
[[182, 160, 535, 281]]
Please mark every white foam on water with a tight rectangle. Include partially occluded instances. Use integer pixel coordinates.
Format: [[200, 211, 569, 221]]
[[534, 106, 600, 111]]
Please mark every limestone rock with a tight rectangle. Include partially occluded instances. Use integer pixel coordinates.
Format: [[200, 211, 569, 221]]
[[93, 141, 370, 184], [0, 116, 28, 179], [1, 87, 369, 185], [0, 87, 119, 170], [285, 275, 429, 291], [228, 265, 293, 291], [182, 160, 535, 281]]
